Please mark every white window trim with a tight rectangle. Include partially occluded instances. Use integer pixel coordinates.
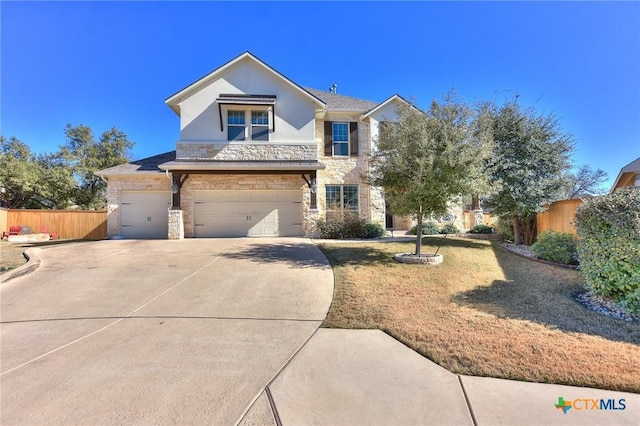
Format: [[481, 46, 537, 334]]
[[325, 184, 359, 214], [224, 107, 272, 142], [332, 122, 350, 156]]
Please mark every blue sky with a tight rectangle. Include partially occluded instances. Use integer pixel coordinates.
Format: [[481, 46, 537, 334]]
[[2, 1, 639, 190]]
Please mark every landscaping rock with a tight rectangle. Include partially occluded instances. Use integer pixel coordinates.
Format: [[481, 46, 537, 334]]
[[7, 233, 50, 243], [393, 253, 443, 265]]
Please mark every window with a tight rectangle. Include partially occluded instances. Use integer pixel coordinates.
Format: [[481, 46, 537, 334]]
[[251, 111, 269, 141], [227, 111, 245, 141], [332, 122, 349, 156], [227, 110, 270, 141], [324, 121, 358, 156], [326, 185, 359, 216]]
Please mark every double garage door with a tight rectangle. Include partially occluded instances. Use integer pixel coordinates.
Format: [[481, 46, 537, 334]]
[[194, 190, 303, 237]]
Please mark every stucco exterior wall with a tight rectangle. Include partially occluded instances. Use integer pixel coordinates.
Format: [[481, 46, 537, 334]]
[[178, 60, 317, 144]]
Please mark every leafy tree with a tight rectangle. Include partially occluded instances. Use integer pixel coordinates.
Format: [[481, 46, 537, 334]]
[[483, 98, 574, 245], [367, 93, 480, 256], [60, 124, 134, 209], [561, 164, 608, 199], [1, 125, 133, 210], [0, 136, 75, 209], [0, 136, 39, 208]]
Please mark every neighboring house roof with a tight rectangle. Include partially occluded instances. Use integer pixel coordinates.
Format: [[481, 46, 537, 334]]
[[96, 151, 176, 176], [165, 51, 326, 115], [304, 87, 379, 112], [610, 157, 640, 193]]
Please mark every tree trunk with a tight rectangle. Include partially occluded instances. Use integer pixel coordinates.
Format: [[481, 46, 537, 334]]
[[513, 215, 521, 245], [415, 206, 423, 256], [471, 194, 480, 210]]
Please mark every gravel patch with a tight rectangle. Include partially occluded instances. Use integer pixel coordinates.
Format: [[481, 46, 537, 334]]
[[576, 291, 639, 323], [502, 242, 536, 258]]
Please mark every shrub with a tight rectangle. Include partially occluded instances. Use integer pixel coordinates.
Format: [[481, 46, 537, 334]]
[[469, 224, 495, 234], [439, 224, 460, 234], [619, 288, 640, 316], [495, 217, 515, 240], [316, 215, 385, 239], [574, 188, 640, 301], [531, 230, 578, 265], [409, 221, 439, 235], [362, 222, 386, 239]]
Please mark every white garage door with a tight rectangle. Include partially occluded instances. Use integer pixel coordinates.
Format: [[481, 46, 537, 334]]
[[120, 191, 171, 239], [194, 190, 303, 237]]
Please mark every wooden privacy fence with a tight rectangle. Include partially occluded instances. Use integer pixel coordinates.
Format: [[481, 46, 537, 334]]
[[0, 208, 7, 236], [536, 199, 583, 238], [461, 211, 499, 230], [6, 210, 107, 240]]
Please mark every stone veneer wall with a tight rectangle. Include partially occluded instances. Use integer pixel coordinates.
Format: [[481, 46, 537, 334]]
[[177, 142, 317, 161], [180, 174, 309, 238], [104, 175, 171, 237], [314, 113, 386, 226], [168, 209, 184, 239]]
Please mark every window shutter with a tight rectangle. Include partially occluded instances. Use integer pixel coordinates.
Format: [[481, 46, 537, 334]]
[[349, 122, 359, 156], [324, 121, 333, 156]]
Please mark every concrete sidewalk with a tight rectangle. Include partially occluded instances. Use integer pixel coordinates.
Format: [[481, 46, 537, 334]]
[[240, 329, 639, 426]]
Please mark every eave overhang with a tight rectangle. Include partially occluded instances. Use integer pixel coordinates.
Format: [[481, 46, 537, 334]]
[[159, 160, 326, 173]]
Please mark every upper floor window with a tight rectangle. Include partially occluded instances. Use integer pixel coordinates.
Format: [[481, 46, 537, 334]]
[[251, 111, 269, 141], [228, 111, 246, 141], [324, 121, 358, 156], [332, 123, 349, 156], [227, 110, 270, 141]]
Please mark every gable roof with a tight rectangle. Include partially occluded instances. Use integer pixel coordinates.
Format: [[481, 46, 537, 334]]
[[95, 151, 176, 176], [360, 94, 415, 119], [165, 51, 326, 115], [610, 157, 640, 192], [304, 87, 379, 112]]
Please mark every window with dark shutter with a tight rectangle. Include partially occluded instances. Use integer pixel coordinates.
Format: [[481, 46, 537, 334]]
[[324, 121, 333, 156], [349, 122, 358, 156]]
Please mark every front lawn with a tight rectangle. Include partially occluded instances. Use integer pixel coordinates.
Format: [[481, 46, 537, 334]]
[[0, 242, 29, 273], [318, 237, 640, 393]]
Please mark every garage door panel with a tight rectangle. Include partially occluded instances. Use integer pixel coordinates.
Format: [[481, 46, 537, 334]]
[[120, 192, 171, 239], [193, 190, 302, 238]]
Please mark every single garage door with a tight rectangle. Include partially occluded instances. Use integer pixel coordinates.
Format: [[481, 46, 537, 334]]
[[194, 190, 303, 237], [120, 191, 171, 239]]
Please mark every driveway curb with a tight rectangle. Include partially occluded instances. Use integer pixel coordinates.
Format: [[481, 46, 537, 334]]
[[0, 247, 41, 284]]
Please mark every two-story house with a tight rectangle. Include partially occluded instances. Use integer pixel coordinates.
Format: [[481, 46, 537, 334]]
[[97, 52, 410, 239]]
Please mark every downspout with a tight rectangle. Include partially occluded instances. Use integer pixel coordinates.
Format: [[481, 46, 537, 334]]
[[360, 115, 372, 222], [165, 169, 175, 210]]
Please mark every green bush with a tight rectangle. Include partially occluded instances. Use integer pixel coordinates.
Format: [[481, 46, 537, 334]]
[[531, 230, 578, 265], [495, 217, 515, 240], [574, 188, 640, 301], [316, 215, 385, 239], [409, 221, 439, 235], [439, 224, 460, 234], [469, 224, 495, 234], [362, 222, 386, 239], [619, 288, 640, 316]]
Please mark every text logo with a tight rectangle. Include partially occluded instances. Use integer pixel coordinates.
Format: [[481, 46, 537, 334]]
[[554, 397, 626, 414]]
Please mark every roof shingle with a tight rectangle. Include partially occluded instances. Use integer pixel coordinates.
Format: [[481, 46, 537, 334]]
[[304, 87, 379, 112]]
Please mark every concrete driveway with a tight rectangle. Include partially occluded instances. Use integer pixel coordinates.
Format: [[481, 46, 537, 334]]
[[0, 238, 334, 425]]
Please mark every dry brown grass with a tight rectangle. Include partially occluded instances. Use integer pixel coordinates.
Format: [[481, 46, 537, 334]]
[[319, 237, 640, 393], [0, 241, 29, 273]]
